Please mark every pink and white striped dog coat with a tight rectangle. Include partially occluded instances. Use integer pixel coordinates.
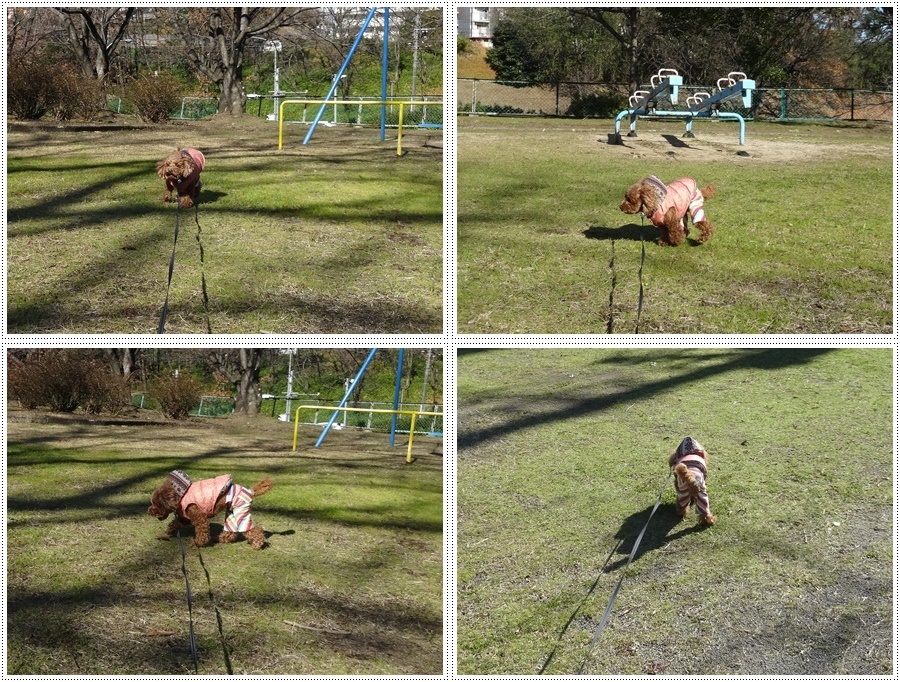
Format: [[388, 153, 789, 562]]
[[671, 437, 712, 518], [647, 175, 707, 229], [224, 483, 255, 532]]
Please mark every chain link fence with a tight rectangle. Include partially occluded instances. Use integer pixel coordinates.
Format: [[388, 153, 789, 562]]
[[106, 95, 218, 119], [457, 78, 892, 122]]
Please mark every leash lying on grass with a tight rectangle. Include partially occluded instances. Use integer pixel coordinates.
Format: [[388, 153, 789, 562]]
[[176, 529, 233, 674], [635, 220, 647, 333], [158, 203, 212, 334], [577, 467, 672, 674], [175, 529, 199, 673]]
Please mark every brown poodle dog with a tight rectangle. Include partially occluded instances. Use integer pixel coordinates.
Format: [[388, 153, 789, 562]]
[[148, 470, 272, 550], [667, 436, 716, 526], [620, 175, 716, 246], [156, 148, 205, 209]]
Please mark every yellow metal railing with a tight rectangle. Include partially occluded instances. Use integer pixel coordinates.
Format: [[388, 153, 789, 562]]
[[292, 405, 444, 463], [278, 99, 443, 155]]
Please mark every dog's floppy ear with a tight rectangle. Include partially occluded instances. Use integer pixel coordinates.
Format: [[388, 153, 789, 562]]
[[178, 150, 194, 178]]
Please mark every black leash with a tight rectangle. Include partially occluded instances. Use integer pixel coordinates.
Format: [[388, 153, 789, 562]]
[[197, 549, 234, 674], [175, 529, 200, 673], [192, 204, 213, 334], [158, 202, 212, 334], [157, 202, 182, 334], [577, 468, 673, 675], [635, 217, 647, 333]]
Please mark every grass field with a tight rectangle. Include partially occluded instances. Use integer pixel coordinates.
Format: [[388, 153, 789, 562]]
[[7, 115, 443, 334], [457, 117, 891, 333], [7, 409, 443, 674], [457, 348, 892, 674]]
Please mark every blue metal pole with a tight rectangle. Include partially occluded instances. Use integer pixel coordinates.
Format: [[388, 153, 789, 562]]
[[315, 348, 378, 447], [389, 348, 404, 446], [380, 7, 389, 142], [304, 6, 378, 145]]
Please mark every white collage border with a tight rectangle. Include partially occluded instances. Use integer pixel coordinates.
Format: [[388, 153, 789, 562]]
[[2, 1, 899, 679]]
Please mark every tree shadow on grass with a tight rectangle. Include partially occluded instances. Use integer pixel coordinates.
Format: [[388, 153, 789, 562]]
[[459, 349, 835, 452]]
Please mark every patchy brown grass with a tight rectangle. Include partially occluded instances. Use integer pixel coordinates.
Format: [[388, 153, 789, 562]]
[[7, 115, 443, 334], [7, 407, 443, 674]]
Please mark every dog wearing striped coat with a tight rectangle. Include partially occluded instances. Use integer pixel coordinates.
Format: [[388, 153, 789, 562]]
[[668, 437, 716, 526], [148, 470, 273, 549], [620, 175, 716, 246]]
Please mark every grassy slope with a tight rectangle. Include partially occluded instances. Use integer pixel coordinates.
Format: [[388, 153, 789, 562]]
[[7, 116, 442, 334], [457, 348, 892, 674], [457, 118, 891, 333], [7, 413, 443, 674]]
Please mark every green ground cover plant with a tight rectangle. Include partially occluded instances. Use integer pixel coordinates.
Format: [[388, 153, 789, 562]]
[[7, 410, 443, 674], [457, 118, 891, 333], [7, 116, 442, 333], [457, 348, 891, 674]]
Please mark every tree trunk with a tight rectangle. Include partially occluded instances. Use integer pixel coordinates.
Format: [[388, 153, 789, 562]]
[[209, 349, 263, 414], [217, 62, 246, 115], [106, 348, 137, 379], [234, 349, 263, 413]]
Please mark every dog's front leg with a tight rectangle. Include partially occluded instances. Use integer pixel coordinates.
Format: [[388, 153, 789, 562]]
[[183, 505, 211, 546]]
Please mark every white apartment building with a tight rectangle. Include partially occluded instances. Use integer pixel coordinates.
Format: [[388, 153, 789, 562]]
[[457, 7, 495, 46]]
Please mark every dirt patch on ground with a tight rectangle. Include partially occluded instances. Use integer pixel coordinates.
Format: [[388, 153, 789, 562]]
[[458, 116, 890, 166]]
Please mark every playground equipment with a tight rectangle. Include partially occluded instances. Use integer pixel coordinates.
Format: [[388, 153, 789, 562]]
[[614, 69, 756, 145], [278, 99, 443, 155], [292, 405, 443, 463], [292, 348, 443, 462], [277, 7, 443, 154]]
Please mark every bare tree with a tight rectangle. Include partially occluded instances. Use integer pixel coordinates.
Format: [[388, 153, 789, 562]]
[[171, 7, 312, 115], [7, 7, 62, 64], [52, 7, 134, 84]]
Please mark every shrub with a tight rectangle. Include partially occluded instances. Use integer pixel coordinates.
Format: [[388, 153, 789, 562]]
[[84, 369, 132, 415], [7, 60, 105, 122], [9, 351, 133, 414], [8, 351, 91, 412], [565, 91, 627, 118], [51, 67, 105, 122], [126, 73, 183, 123], [149, 374, 202, 419], [7, 60, 58, 120]]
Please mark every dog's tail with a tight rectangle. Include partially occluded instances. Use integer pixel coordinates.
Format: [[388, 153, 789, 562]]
[[674, 463, 702, 496], [252, 477, 273, 496], [700, 184, 716, 200]]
